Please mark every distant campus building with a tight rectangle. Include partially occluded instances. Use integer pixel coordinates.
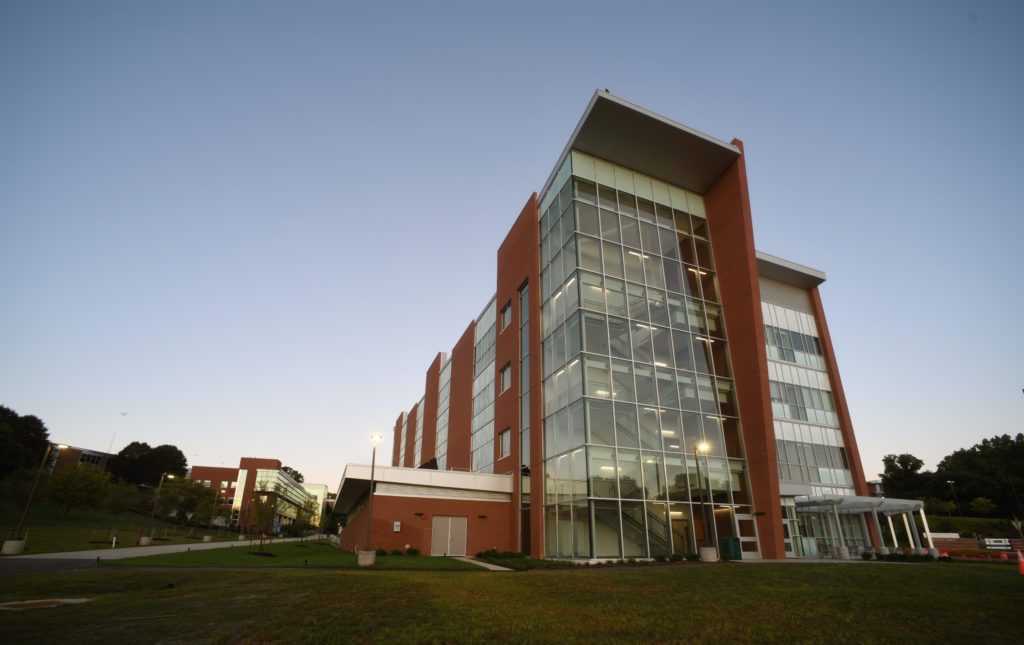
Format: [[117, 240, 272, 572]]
[[189, 458, 328, 531], [334, 91, 932, 559], [51, 444, 112, 473]]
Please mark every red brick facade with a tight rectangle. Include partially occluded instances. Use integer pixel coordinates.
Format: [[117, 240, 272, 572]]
[[705, 139, 785, 560], [339, 494, 514, 555]]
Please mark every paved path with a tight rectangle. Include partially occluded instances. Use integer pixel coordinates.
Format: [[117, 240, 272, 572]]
[[0, 537, 310, 574], [453, 556, 513, 571]]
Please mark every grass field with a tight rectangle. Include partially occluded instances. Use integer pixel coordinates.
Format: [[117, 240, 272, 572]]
[[2, 562, 1022, 643], [0, 499, 237, 554], [107, 541, 481, 570]]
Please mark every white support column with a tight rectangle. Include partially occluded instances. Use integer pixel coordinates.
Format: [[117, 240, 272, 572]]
[[832, 505, 849, 559], [919, 508, 936, 550], [887, 515, 899, 548], [871, 510, 887, 553], [902, 513, 916, 548]]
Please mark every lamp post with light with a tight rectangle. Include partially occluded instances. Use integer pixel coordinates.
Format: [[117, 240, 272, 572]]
[[144, 472, 175, 543], [946, 480, 962, 516], [2, 443, 68, 555], [693, 442, 715, 558], [359, 434, 383, 566]]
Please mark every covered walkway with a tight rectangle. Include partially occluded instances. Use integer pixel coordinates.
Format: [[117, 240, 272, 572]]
[[794, 495, 938, 557]]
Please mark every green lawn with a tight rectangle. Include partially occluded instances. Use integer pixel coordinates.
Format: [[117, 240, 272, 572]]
[[1, 563, 1022, 643], [0, 500, 236, 555], [106, 540, 481, 570]]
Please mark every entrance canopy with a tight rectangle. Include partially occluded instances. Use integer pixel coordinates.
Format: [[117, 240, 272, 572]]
[[795, 495, 923, 515]]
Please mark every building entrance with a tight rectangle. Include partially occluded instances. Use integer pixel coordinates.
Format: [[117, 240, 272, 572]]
[[430, 516, 468, 556]]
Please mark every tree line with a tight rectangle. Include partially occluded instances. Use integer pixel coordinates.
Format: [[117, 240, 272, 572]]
[[2, 405, 327, 534], [881, 433, 1024, 519]]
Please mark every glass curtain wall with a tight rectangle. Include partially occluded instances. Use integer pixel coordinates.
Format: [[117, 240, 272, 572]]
[[413, 398, 424, 466], [472, 299, 497, 473], [538, 151, 756, 559], [762, 301, 867, 554], [436, 357, 451, 471]]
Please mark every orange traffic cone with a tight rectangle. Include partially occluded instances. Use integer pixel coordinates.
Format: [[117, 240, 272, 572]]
[[1018, 551, 1024, 575], [1000, 551, 1008, 561]]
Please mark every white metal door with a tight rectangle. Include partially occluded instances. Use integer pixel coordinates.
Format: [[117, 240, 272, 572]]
[[430, 516, 468, 556]]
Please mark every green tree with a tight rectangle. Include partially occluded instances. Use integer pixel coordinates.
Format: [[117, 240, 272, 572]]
[[880, 453, 930, 500], [281, 466, 304, 483], [105, 480, 140, 515], [936, 434, 1024, 519], [44, 466, 112, 517], [0, 405, 51, 479], [107, 442, 188, 486], [249, 488, 280, 552], [969, 497, 997, 517]]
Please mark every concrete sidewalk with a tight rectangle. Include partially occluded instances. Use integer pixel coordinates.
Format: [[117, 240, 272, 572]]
[[0, 536, 312, 573], [5, 536, 311, 561], [453, 556, 513, 571]]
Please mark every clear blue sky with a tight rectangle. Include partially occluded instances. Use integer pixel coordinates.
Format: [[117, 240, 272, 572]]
[[2, 1, 1021, 489]]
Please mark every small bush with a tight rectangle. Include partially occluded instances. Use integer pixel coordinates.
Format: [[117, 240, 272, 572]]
[[669, 553, 683, 562], [861, 551, 874, 560], [406, 547, 420, 556], [390, 549, 404, 556], [653, 554, 667, 562], [476, 548, 500, 559], [685, 552, 701, 561], [375, 547, 387, 556]]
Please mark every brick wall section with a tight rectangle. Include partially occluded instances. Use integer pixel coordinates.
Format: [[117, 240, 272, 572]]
[[704, 139, 784, 559], [446, 323, 476, 472], [391, 413, 404, 467], [494, 193, 540, 553], [808, 287, 870, 498], [421, 353, 443, 465], [236, 457, 282, 529], [339, 494, 514, 555], [52, 448, 110, 473], [403, 405, 417, 468], [188, 465, 241, 517]]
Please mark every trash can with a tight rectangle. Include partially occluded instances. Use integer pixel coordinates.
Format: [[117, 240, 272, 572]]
[[719, 536, 742, 561]]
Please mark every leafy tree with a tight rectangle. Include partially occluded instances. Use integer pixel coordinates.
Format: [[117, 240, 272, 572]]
[[281, 466, 304, 483], [158, 478, 220, 525], [0, 405, 51, 479], [970, 497, 997, 517], [249, 487, 281, 552], [935, 434, 1024, 519], [44, 466, 112, 517], [880, 453, 930, 500], [107, 442, 188, 486], [105, 480, 140, 515]]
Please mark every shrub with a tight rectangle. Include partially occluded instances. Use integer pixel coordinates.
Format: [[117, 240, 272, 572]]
[[375, 547, 388, 556], [685, 552, 701, 561], [861, 551, 874, 560], [406, 547, 420, 556], [669, 553, 683, 562], [653, 554, 667, 562], [476, 548, 500, 559], [390, 549, 404, 556]]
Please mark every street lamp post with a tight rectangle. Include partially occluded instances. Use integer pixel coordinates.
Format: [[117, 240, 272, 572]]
[[359, 434, 383, 566], [947, 480, 962, 517], [2, 443, 67, 554], [694, 442, 712, 552], [145, 473, 175, 541]]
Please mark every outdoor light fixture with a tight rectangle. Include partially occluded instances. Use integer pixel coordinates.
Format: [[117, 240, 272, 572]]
[[146, 472, 176, 539], [3, 443, 68, 553], [694, 442, 712, 550], [362, 434, 383, 557]]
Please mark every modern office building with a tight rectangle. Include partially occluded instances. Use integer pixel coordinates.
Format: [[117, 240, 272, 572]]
[[335, 91, 930, 559], [190, 457, 325, 532]]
